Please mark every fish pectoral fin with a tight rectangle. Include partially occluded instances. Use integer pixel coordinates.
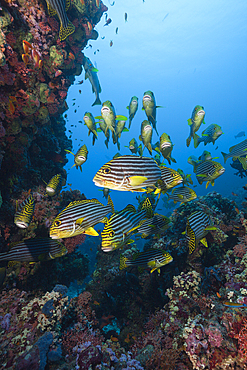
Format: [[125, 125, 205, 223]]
[[95, 116, 102, 119], [197, 174, 207, 177], [205, 226, 217, 231], [187, 119, 193, 126], [129, 176, 147, 186], [75, 217, 85, 226], [115, 115, 128, 121], [200, 237, 208, 248], [126, 239, 135, 244], [84, 227, 99, 236], [181, 231, 186, 235]]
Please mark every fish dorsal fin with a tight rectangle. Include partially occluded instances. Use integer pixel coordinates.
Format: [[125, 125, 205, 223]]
[[229, 144, 237, 152], [121, 204, 136, 213], [200, 237, 208, 248], [141, 197, 153, 218]]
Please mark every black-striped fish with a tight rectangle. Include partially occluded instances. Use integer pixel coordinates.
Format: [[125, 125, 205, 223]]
[[142, 91, 160, 135], [194, 124, 223, 148], [46, 174, 63, 196], [65, 144, 88, 171], [221, 139, 247, 170], [0, 238, 67, 262], [83, 112, 98, 146], [93, 155, 161, 192], [139, 120, 153, 155], [119, 249, 173, 274], [101, 198, 153, 252], [154, 167, 183, 195], [157, 133, 176, 165], [195, 160, 225, 188], [14, 193, 35, 229], [50, 195, 114, 239], [137, 214, 170, 238], [45, 0, 75, 41], [186, 105, 205, 147], [127, 96, 138, 129], [183, 211, 217, 254], [167, 186, 197, 204]]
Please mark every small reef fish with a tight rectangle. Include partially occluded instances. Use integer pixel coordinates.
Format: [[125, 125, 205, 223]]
[[119, 249, 173, 274], [50, 195, 114, 239], [104, 18, 112, 26], [194, 160, 225, 188], [235, 131, 245, 139], [156, 133, 176, 165], [194, 124, 223, 148], [96, 101, 127, 140], [125, 138, 141, 155], [124, 12, 128, 22], [93, 155, 161, 192], [46, 174, 63, 196], [155, 167, 183, 195], [116, 27, 118, 34], [101, 198, 153, 252], [221, 139, 247, 170], [139, 120, 153, 155], [127, 96, 138, 129], [142, 90, 160, 135], [14, 193, 35, 229], [137, 214, 170, 239], [198, 150, 214, 162], [186, 105, 205, 147], [97, 119, 110, 148], [223, 301, 247, 308], [65, 144, 88, 171], [177, 169, 193, 186], [83, 112, 98, 146], [100, 187, 110, 199], [167, 186, 197, 204], [110, 40, 113, 47], [45, 0, 75, 41], [0, 238, 67, 262], [183, 211, 217, 254], [82, 56, 102, 106]]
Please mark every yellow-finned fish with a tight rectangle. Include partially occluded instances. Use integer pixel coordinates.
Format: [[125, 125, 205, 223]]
[[101, 198, 153, 252], [82, 56, 101, 106], [0, 237, 67, 262], [142, 90, 161, 135], [186, 105, 205, 147], [119, 248, 173, 274], [83, 112, 98, 146], [194, 160, 225, 188], [137, 214, 170, 239], [167, 186, 197, 204], [127, 96, 138, 129], [45, 0, 75, 41], [93, 155, 161, 192], [139, 120, 153, 155], [194, 124, 223, 148], [14, 193, 35, 229], [46, 174, 63, 196], [50, 195, 114, 239], [183, 211, 217, 254], [156, 133, 176, 165], [125, 138, 142, 155], [65, 144, 88, 171]]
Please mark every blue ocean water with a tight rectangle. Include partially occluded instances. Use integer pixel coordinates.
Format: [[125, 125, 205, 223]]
[[64, 0, 247, 212]]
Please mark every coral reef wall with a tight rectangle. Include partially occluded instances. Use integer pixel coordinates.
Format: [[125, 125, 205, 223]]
[[0, 0, 107, 209]]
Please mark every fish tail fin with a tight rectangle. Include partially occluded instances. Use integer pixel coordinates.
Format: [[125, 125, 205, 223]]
[[128, 119, 132, 129], [107, 195, 115, 213], [92, 134, 97, 146], [59, 20, 75, 41], [194, 134, 200, 148], [221, 152, 227, 163], [92, 97, 102, 106], [105, 139, 109, 149], [117, 140, 120, 151], [119, 255, 128, 270], [147, 143, 152, 155], [186, 136, 191, 147]]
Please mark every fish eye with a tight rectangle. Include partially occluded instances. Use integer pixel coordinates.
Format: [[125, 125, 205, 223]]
[[109, 231, 115, 237], [103, 167, 111, 174], [54, 220, 61, 227]]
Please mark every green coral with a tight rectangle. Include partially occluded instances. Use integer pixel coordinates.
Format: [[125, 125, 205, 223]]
[[49, 45, 65, 68]]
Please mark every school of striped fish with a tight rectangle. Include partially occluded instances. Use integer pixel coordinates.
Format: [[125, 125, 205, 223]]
[[3, 76, 247, 277]]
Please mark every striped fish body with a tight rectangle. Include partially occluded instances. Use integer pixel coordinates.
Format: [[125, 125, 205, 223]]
[[195, 160, 225, 188], [194, 124, 223, 148], [50, 196, 114, 239], [0, 238, 67, 262], [46, 0, 75, 41], [14, 194, 35, 229], [93, 155, 161, 192], [156, 167, 183, 194], [74, 144, 88, 171], [186, 105, 205, 147], [46, 174, 62, 196], [119, 249, 173, 273], [221, 139, 247, 163], [167, 186, 197, 204], [101, 198, 153, 252], [185, 211, 215, 254], [137, 214, 170, 238]]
